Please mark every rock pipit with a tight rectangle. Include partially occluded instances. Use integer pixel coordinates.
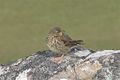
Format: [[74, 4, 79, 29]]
[[47, 27, 83, 63]]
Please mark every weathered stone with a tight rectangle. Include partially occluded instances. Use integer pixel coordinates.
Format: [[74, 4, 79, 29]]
[[0, 50, 120, 80]]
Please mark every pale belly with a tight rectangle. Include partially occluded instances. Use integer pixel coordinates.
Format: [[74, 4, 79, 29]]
[[47, 37, 69, 54]]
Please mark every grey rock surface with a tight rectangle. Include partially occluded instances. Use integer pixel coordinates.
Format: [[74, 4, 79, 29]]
[[0, 50, 120, 80]]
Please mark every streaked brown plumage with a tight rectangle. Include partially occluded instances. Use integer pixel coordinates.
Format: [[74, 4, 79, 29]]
[[47, 27, 83, 56]]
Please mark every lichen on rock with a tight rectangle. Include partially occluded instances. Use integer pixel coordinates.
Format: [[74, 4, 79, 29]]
[[0, 50, 120, 80]]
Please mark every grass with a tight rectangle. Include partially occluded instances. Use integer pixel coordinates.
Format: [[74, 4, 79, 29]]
[[0, 0, 120, 63]]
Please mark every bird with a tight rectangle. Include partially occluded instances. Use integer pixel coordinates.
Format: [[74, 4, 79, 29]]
[[46, 27, 84, 63]]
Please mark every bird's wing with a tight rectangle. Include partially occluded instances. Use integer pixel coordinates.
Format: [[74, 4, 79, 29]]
[[58, 32, 84, 47], [61, 34, 84, 47]]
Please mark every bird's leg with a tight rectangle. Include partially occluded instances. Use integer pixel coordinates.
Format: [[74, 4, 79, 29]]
[[50, 54, 64, 63]]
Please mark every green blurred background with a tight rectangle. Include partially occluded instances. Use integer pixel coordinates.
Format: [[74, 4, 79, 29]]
[[0, 0, 120, 64]]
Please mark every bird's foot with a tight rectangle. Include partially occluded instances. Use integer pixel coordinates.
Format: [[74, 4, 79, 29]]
[[50, 54, 64, 63]]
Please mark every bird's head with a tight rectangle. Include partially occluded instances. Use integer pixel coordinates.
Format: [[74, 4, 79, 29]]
[[49, 27, 64, 37]]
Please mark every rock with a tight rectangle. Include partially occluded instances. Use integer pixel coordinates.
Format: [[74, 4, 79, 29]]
[[0, 49, 120, 80]]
